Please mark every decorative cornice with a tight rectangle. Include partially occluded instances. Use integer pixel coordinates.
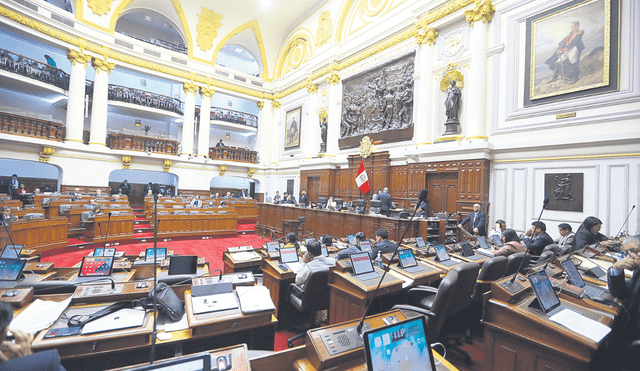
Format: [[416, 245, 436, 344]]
[[257, 101, 264, 110], [464, 0, 495, 27], [200, 86, 215, 98], [416, 0, 475, 30], [88, 0, 113, 16], [306, 80, 318, 94], [163, 160, 172, 172], [183, 82, 198, 94], [271, 100, 281, 109], [92, 57, 115, 74], [326, 71, 340, 86], [122, 156, 132, 169], [196, 7, 223, 52], [67, 49, 92, 67], [415, 27, 438, 48]]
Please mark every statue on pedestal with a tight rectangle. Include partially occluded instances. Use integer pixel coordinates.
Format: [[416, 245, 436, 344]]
[[319, 115, 328, 153], [444, 80, 461, 135]]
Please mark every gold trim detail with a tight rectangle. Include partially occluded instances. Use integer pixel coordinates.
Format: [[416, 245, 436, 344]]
[[196, 7, 223, 52], [67, 49, 92, 66], [318, 107, 328, 121], [359, 136, 373, 159], [87, 0, 113, 16], [183, 82, 198, 94], [219, 165, 227, 176], [415, 27, 438, 48], [439, 64, 465, 91], [122, 156, 132, 169], [200, 86, 215, 98], [272, 100, 281, 109], [65, 138, 85, 143], [464, 0, 495, 27], [92, 57, 115, 74], [316, 10, 333, 47], [466, 135, 488, 140], [416, 0, 475, 30], [306, 80, 318, 94], [39, 147, 54, 163], [435, 135, 463, 142], [257, 101, 264, 110], [247, 168, 255, 178], [212, 19, 270, 82], [163, 160, 172, 172], [276, 35, 312, 79], [327, 71, 340, 86]]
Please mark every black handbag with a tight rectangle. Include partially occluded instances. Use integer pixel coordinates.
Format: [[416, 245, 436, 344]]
[[146, 283, 184, 322]]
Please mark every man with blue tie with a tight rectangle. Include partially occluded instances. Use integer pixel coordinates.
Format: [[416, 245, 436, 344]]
[[458, 203, 487, 236], [9, 174, 19, 200]]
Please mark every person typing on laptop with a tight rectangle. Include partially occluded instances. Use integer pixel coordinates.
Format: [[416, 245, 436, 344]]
[[295, 240, 335, 288]]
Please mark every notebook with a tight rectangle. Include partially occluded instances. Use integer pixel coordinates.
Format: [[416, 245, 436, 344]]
[[349, 252, 381, 281]]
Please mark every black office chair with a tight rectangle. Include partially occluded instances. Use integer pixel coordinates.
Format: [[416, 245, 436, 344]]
[[529, 249, 556, 268], [355, 199, 366, 214], [297, 215, 306, 237], [469, 256, 508, 336], [504, 252, 530, 276], [558, 245, 572, 256], [286, 268, 331, 348], [317, 197, 327, 210], [334, 198, 344, 211], [369, 200, 382, 214]]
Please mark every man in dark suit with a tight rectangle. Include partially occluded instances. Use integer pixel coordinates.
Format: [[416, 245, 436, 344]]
[[369, 228, 396, 259], [522, 221, 554, 256], [9, 174, 19, 200], [299, 191, 308, 207], [1, 206, 17, 224], [458, 203, 487, 236], [378, 187, 392, 216], [607, 235, 640, 368], [119, 180, 131, 196]]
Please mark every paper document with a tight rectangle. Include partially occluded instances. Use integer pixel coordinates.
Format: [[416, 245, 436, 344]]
[[157, 311, 189, 333], [476, 248, 493, 257], [287, 262, 302, 274], [81, 308, 146, 335], [236, 286, 276, 314], [549, 309, 611, 343], [10, 298, 71, 334], [230, 251, 260, 261], [191, 292, 239, 314]]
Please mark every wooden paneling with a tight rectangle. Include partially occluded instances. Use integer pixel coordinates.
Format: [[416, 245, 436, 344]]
[[9, 218, 68, 252], [390, 165, 407, 207], [407, 163, 426, 199], [83, 214, 135, 243], [153, 213, 237, 238]]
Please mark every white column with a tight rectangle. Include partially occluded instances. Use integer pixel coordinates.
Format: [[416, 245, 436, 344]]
[[414, 40, 436, 145], [181, 83, 198, 156], [88, 57, 114, 146], [65, 50, 91, 144], [465, 20, 489, 140], [197, 87, 213, 158], [255, 101, 272, 165], [270, 101, 282, 163], [326, 73, 341, 156], [305, 84, 318, 158]]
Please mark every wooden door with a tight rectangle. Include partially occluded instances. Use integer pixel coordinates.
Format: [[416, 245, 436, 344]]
[[307, 177, 320, 204], [427, 173, 458, 214]]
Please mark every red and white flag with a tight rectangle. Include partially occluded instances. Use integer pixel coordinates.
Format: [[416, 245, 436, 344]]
[[355, 160, 370, 194]]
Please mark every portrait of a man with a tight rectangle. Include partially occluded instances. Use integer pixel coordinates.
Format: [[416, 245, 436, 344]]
[[285, 107, 301, 149]]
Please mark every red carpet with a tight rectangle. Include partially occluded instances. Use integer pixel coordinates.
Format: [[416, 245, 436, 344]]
[[274, 330, 299, 351], [47, 234, 270, 271], [237, 223, 255, 231]]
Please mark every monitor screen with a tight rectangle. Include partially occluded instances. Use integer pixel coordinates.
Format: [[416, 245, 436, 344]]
[[477, 236, 490, 249], [434, 245, 450, 262], [363, 316, 437, 371], [266, 241, 279, 253], [461, 242, 475, 257], [492, 234, 503, 247], [528, 270, 561, 313], [347, 234, 357, 244], [103, 248, 116, 257], [168, 256, 198, 275], [279, 247, 299, 264], [0, 259, 26, 281], [561, 259, 585, 288], [415, 237, 426, 248], [350, 252, 374, 275], [359, 241, 372, 252], [321, 244, 329, 257], [398, 249, 418, 268], [145, 247, 167, 260], [1, 244, 24, 260], [79, 256, 114, 277], [93, 248, 105, 257]]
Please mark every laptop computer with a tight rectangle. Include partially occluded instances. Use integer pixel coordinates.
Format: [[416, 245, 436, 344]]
[[168, 256, 198, 275], [321, 244, 329, 257], [0, 259, 26, 281], [278, 246, 300, 273], [460, 241, 484, 261], [1, 244, 24, 260], [434, 245, 459, 266], [349, 252, 381, 281], [266, 241, 280, 258], [528, 270, 572, 317], [78, 256, 114, 277], [363, 316, 438, 371], [347, 234, 357, 245], [560, 258, 607, 299], [145, 247, 167, 261], [397, 248, 423, 273], [359, 240, 372, 253]]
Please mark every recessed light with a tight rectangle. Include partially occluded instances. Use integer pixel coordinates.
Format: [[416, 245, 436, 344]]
[[144, 15, 152, 22]]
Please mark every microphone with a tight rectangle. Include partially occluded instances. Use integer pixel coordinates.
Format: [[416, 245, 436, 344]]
[[356, 189, 426, 335], [102, 212, 112, 249], [615, 205, 636, 238], [414, 189, 428, 212], [82, 277, 116, 290], [150, 183, 160, 364]]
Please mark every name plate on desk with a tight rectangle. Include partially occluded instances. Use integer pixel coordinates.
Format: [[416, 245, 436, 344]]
[[75, 284, 125, 298]]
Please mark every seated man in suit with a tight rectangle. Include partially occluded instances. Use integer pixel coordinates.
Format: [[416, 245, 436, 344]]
[[458, 203, 487, 236], [190, 195, 202, 208], [370, 228, 396, 259], [295, 240, 336, 288], [337, 232, 366, 260], [0, 301, 65, 370], [523, 221, 554, 256], [0, 207, 17, 224]]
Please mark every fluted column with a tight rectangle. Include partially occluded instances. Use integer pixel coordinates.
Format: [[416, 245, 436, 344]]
[[305, 80, 319, 157], [65, 49, 92, 144], [326, 71, 341, 156], [270, 100, 282, 163], [197, 86, 214, 158], [464, 1, 494, 140], [181, 82, 198, 156], [89, 57, 115, 146], [414, 27, 438, 145], [255, 101, 270, 165]]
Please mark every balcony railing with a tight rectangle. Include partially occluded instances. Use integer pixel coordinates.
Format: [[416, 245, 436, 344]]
[[116, 31, 188, 55], [0, 111, 65, 142], [209, 146, 257, 163], [0, 48, 70, 90], [108, 84, 184, 115], [196, 106, 258, 128], [108, 133, 179, 155]]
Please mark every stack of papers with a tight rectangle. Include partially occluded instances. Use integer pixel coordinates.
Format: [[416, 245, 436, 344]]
[[10, 298, 71, 334], [549, 309, 611, 343], [230, 251, 260, 261], [236, 286, 276, 314]]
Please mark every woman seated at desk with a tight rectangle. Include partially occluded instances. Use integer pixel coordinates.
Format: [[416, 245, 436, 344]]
[[490, 229, 526, 257], [326, 196, 336, 211], [572, 216, 614, 251]]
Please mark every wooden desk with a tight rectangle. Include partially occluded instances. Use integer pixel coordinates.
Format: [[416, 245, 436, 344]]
[[222, 251, 263, 274], [152, 212, 237, 239], [261, 259, 296, 321], [328, 268, 404, 325], [11, 208, 45, 218], [388, 261, 443, 286], [83, 213, 135, 243], [6, 217, 68, 253], [418, 255, 467, 272], [282, 219, 300, 236]]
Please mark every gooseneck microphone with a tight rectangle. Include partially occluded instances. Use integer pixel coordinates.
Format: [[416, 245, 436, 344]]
[[615, 205, 636, 238], [149, 183, 161, 364], [356, 189, 428, 335]]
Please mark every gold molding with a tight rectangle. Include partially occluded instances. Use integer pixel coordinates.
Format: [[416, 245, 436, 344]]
[[415, 27, 438, 48], [306, 80, 318, 94], [87, 0, 113, 16], [359, 136, 373, 159], [122, 156, 132, 169], [39, 147, 54, 163], [316, 10, 333, 47], [435, 135, 464, 142], [200, 86, 215, 98], [494, 153, 640, 163], [464, 0, 495, 27], [326, 71, 340, 86], [271, 100, 281, 109], [466, 136, 488, 140], [257, 101, 264, 110], [416, 0, 475, 30], [247, 168, 255, 178], [275, 32, 313, 79], [92, 57, 115, 74], [212, 19, 271, 82], [218, 165, 227, 176], [196, 7, 223, 52], [67, 49, 92, 66], [183, 81, 198, 94], [163, 160, 172, 172]]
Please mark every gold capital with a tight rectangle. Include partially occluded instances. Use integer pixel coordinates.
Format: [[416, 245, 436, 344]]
[[92, 57, 116, 74], [415, 27, 438, 48], [306, 80, 318, 94], [247, 168, 255, 178], [257, 101, 264, 110], [272, 100, 281, 109], [88, 0, 113, 16], [163, 160, 172, 172], [39, 147, 54, 163], [122, 156, 132, 169], [183, 82, 198, 94], [67, 49, 92, 67], [465, 0, 495, 27], [327, 71, 340, 86], [200, 86, 215, 98], [218, 165, 227, 176]]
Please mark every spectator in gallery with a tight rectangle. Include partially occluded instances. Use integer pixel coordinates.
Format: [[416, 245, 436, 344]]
[[216, 139, 225, 147], [43, 54, 57, 68], [273, 191, 281, 204]]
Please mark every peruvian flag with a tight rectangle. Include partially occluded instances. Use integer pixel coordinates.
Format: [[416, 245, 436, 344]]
[[355, 160, 370, 194]]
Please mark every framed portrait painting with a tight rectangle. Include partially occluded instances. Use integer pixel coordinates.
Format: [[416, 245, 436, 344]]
[[524, 0, 619, 106], [284, 107, 302, 150]]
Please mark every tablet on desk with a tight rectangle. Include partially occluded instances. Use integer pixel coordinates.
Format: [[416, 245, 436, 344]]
[[78, 256, 114, 277], [349, 252, 381, 281], [415, 237, 426, 248], [397, 248, 418, 269], [92, 248, 105, 257], [266, 241, 280, 253], [168, 255, 198, 275], [359, 240, 372, 252], [145, 247, 167, 261], [103, 248, 116, 257], [125, 352, 211, 371], [0, 259, 26, 281], [279, 246, 299, 264], [304, 238, 316, 245], [1, 244, 24, 260]]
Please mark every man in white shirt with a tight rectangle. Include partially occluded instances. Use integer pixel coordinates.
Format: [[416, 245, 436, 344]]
[[555, 223, 575, 248], [190, 195, 202, 208], [295, 240, 335, 288]]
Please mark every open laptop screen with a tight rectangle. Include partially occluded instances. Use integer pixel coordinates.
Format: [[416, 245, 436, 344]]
[[359, 241, 372, 252], [279, 247, 299, 264], [477, 236, 490, 249], [363, 316, 437, 371], [79, 256, 114, 277], [398, 248, 418, 268], [266, 241, 279, 253], [528, 270, 561, 313], [350, 252, 374, 275], [168, 256, 198, 275], [434, 245, 450, 262], [561, 258, 586, 288], [1, 244, 24, 260], [0, 259, 26, 281], [415, 237, 426, 248]]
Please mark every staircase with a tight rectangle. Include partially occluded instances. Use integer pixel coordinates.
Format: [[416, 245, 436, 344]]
[[133, 207, 154, 241]]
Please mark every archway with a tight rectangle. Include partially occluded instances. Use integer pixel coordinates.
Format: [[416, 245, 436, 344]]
[[109, 169, 178, 206], [0, 158, 62, 195], [210, 176, 259, 199]]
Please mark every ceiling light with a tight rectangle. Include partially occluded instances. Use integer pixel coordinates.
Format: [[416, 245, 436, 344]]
[[261, 0, 271, 8], [144, 15, 152, 22]]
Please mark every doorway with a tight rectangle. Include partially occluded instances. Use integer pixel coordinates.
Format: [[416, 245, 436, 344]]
[[427, 173, 458, 214]]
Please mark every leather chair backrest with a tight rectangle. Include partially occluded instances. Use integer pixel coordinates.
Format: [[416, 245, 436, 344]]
[[427, 270, 459, 340], [298, 216, 305, 224], [318, 197, 327, 209], [448, 262, 481, 316], [537, 250, 556, 265], [22, 213, 44, 221], [59, 204, 72, 213], [335, 198, 343, 210], [297, 268, 331, 313], [471, 256, 508, 302], [558, 245, 572, 256], [504, 252, 530, 276], [80, 211, 93, 221]]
